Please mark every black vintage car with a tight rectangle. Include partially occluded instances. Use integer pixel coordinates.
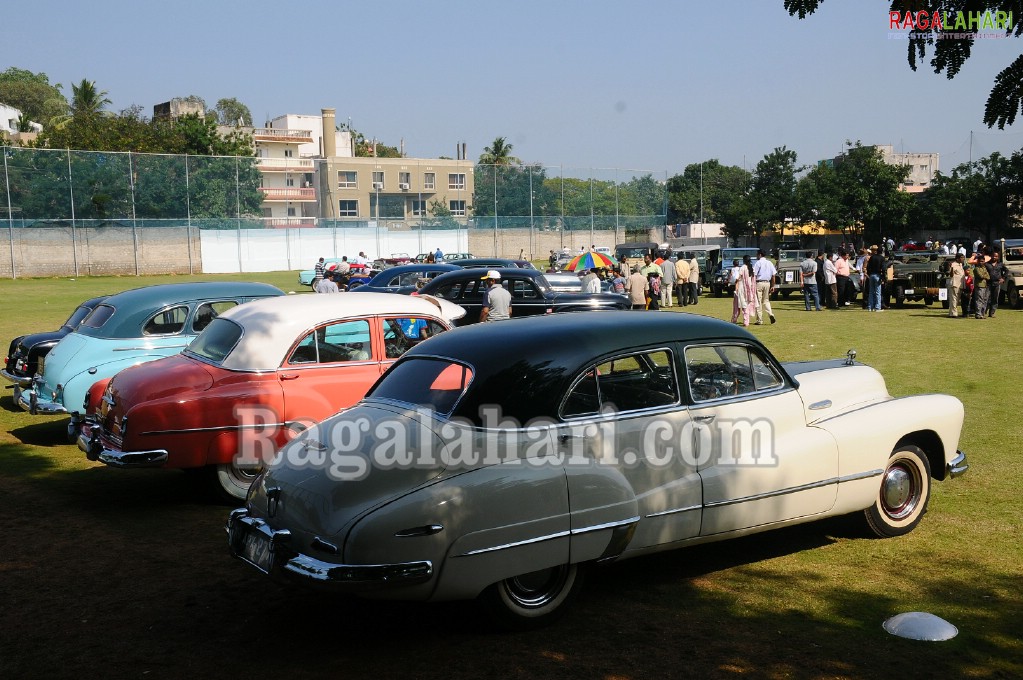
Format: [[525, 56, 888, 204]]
[[3, 295, 109, 387], [415, 267, 630, 324]]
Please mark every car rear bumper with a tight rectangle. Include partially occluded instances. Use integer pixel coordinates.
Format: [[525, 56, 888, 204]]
[[1, 368, 32, 387], [77, 421, 168, 466], [227, 509, 433, 590], [17, 389, 68, 415], [947, 450, 968, 478]]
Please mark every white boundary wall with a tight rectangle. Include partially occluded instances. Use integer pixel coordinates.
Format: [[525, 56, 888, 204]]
[[200, 227, 468, 273]]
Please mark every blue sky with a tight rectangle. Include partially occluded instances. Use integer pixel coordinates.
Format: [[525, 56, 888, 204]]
[[9, 0, 1023, 174]]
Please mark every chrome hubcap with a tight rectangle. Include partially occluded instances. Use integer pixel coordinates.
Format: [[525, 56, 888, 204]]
[[505, 565, 569, 608], [882, 464, 916, 519]]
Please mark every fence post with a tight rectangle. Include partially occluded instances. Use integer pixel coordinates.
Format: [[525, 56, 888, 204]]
[[67, 149, 79, 277], [3, 148, 15, 279], [129, 151, 139, 276]]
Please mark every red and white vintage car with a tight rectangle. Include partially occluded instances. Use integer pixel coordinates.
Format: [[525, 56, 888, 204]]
[[77, 292, 464, 500]]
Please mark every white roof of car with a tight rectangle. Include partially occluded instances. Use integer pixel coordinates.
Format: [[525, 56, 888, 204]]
[[212, 292, 464, 370]]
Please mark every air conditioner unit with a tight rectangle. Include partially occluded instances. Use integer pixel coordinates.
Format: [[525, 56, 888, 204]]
[[372, 182, 383, 190], [399, 183, 410, 190]]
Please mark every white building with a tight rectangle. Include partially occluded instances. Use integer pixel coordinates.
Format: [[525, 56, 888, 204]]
[[876, 144, 939, 193], [0, 102, 42, 136]]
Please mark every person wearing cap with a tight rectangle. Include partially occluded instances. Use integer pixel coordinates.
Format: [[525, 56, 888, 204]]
[[480, 270, 511, 322]]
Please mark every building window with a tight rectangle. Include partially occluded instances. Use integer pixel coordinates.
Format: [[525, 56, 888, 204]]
[[411, 199, 427, 217], [287, 207, 296, 216], [372, 171, 385, 190], [284, 149, 294, 158], [339, 200, 359, 217], [424, 172, 436, 190], [399, 171, 411, 189], [448, 173, 466, 190], [449, 200, 466, 216], [286, 177, 295, 187], [338, 171, 357, 189]]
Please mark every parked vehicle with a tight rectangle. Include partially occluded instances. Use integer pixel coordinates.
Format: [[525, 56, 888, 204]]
[[415, 268, 631, 324], [229, 311, 967, 628], [542, 272, 618, 294], [614, 241, 672, 264], [3, 295, 108, 388], [372, 253, 412, 269], [711, 248, 760, 296], [444, 258, 534, 270], [17, 282, 284, 434], [77, 293, 464, 501], [351, 263, 461, 294], [674, 246, 721, 288], [999, 238, 1023, 308], [886, 252, 950, 307]]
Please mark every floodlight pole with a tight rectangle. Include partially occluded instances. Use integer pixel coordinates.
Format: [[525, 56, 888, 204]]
[[4, 148, 15, 279]]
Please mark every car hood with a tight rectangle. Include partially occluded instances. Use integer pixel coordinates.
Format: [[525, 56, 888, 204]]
[[784, 360, 891, 424], [250, 403, 449, 539]]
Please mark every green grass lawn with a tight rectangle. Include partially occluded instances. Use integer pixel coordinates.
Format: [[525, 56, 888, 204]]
[[0, 273, 1020, 678]]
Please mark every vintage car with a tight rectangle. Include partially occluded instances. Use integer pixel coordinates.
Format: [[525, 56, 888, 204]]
[[77, 293, 464, 500], [372, 253, 413, 269], [351, 263, 461, 294], [415, 267, 631, 324], [887, 252, 951, 307], [542, 271, 617, 294], [4, 295, 108, 388], [228, 312, 967, 628], [445, 257, 535, 270], [298, 260, 378, 288], [17, 282, 284, 427], [1000, 238, 1023, 308], [773, 251, 861, 301], [710, 248, 761, 297]]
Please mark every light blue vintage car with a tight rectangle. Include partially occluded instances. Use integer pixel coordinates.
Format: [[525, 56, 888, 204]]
[[17, 282, 283, 433]]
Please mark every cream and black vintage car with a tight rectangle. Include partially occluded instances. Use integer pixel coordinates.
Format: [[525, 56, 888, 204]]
[[228, 312, 968, 627]]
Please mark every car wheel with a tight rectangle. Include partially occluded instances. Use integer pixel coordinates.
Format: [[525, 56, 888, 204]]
[[941, 298, 949, 309], [1008, 285, 1021, 309], [864, 445, 931, 538], [894, 285, 905, 307], [211, 461, 263, 503], [479, 563, 585, 629]]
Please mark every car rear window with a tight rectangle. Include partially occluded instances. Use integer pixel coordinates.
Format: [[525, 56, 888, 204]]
[[81, 304, 115, 329], [368, 358, 473, 415], [186, 318, 242, 364], [143, 305, 189, 335]]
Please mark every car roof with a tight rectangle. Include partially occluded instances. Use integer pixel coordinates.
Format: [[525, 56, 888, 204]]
[[211, 292, 460, 370], [77, 282, 284, 339], [420, 267, 544, 289], [365, 263, 460, 284], [398, 310, 760, 424], [444, 258, 522, 268]]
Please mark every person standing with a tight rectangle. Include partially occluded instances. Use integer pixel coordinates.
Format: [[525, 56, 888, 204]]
[[480, 270, 511, 322], [823, 255, 838, 309], [752, 250, 777, 324], [660, 256, 676, 307], [686, 256, 701, 305], [625, 265, 649, 310], [972, 255, 991, 319], [581, 268, 601, 294], [800, 252, 821, 311], [674, 256, 691, 307], [315, 271, 340, 294], [434, 246, 444, 262], [865, 245, 885, 311], [988, 250, 1007, 317], [947, 253, 965, 318], [313, 257, 326, 288], [731, 256, 757, 326], [835, 249, 851, 306]]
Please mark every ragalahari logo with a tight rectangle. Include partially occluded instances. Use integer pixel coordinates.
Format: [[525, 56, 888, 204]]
[[889, 10, 1015, 34]]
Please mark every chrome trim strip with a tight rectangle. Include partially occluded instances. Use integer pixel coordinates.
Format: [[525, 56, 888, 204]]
[[97, 448, 169, 467], [808, 399, 833, 410], [571, 516, 640, 535], [283, 555, 433, 585], [455, 530, 571, 557], [140, 422, 288, 436], [0, 369, 32, 386], [454, 516, 641, 557], [704, 469, 884, 509], [646, 504, 701, 519], [113, 344, 189, 351], [17, 390, 68, 415]]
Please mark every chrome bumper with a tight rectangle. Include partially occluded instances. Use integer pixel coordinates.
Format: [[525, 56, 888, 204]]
[[17, 389, 68, 416], [947, 450, 968, 479], [227, 509, 433, 590], [76, 422, 168, 466], [1, 368, 32, 387]]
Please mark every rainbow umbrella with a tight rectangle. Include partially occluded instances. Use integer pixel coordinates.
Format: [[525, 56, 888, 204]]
[[565, 251, 617, 271]]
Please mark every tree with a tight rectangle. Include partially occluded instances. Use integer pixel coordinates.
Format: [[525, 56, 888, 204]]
[[667, 160, 752, 237], [0, 67, 67, 125], [70, 79, 112, 118], [214, 97, 253, 126], [745, 146, 799, 243], [479, 136, 520, 165], [784, 1, 1023, 128]]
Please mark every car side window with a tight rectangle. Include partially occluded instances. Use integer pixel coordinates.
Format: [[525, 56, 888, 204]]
[[381, 318, 447, 358], [192, 301, 238, 332], [562, 349, 678, 417], [685, 344, 782, 402], [143, 305, 189, 335], [288, 319, 372, 364], [460, 279, 485, 300], [510, 279, 540, 299], [433, 281, 465, 300]]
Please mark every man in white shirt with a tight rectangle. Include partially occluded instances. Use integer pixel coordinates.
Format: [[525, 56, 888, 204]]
[[752, 250, 777, 324]]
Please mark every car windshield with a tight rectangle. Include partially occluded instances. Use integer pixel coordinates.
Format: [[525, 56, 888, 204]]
[[185, 318, 242, 364], [368, 358, 474, 415]]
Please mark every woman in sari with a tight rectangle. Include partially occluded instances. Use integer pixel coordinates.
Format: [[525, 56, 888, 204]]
[[731, 255, 757, 326]]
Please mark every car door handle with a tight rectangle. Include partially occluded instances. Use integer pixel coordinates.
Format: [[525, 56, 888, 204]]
[[694, 415, 715, 423], [280, 373, 300, 381]]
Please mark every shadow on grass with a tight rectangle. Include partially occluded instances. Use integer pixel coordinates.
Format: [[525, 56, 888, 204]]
[[9, 417, 73, 447], [1, 393, 25, 413]]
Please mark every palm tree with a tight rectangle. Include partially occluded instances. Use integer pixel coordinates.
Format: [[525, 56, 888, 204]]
[[479, 136, 520, 166], [70, 79, 111, 117], [50, 79, 112, 129]]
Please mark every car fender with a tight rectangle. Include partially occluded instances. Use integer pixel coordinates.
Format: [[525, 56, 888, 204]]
[[812, 393, 964, 515], [57, 353, 175, 413]]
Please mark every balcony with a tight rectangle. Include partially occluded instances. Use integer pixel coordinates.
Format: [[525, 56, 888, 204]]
[[252, 128, 314, 143], [264, 217, 318, 228], [259, 187, 317, 202], [257, 157, 315, 172]]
